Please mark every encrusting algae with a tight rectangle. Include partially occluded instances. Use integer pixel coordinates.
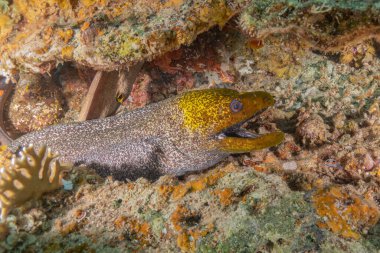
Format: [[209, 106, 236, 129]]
[[170, 204, 214, 252], [312, 186, 380, 240], [159, 163, 237, 201], [113, 216, 151, 246]]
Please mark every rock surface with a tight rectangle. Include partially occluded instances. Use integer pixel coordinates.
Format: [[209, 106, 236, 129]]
[[0, 163, 378, 252]]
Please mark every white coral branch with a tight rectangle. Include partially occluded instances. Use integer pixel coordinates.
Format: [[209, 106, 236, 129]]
[[0, 145, 72, 220]]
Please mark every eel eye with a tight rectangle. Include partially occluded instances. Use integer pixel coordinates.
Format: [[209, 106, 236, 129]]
[[230, 99, 243, 113]]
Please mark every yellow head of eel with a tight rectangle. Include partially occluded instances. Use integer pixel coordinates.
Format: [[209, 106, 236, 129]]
[[178, 88, 284, 153]]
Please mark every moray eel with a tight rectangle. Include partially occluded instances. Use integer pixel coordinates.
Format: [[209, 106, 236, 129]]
[[9, 88, 284, 180]]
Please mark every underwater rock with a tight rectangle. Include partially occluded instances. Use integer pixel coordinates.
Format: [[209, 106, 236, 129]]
[[254, 36, 304, 79], [0, 163, 378, 252], [340, 41, 377, 68], [8, 73, 64, 134], [0, 0, 248, 77], [296, 110, 330, 148], [0, 0, 248, 122], [239, 0, 380, 54]]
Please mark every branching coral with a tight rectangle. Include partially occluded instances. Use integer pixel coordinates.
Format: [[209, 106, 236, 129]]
[[0, 145, 71, 220]]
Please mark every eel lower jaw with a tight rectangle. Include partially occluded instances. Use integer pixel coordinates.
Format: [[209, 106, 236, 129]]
[[215, 122, 285, 153]]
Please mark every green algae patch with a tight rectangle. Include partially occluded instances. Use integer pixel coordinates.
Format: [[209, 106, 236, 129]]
[[198, 192, 324, 253], [118, 36, 143, 58]]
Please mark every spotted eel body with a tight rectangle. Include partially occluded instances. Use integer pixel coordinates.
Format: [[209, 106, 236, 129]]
[[9, 89, 284, 180]]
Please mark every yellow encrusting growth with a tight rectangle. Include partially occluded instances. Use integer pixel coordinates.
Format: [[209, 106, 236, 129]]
[[0, 145, 71, 220], [213, 188, 234, 206], [58, 29, 74, 43], [0, 14, 12, 41], [164, 0, 184, 9], [61, 46, 75, 59], [198, 1, 234, 28], [14, 0, 69, 23], [312, 186, 380, 240], [170, 205, 214, 252]]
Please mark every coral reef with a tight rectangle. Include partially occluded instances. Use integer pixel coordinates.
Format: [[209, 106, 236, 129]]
[[239, 1, 380, 54], [0, 20, 378, 251], [0, 164, 378, 252], [0, 145, 71, 220], [0, 0, 248, 76], [0, 0, 379, 252]]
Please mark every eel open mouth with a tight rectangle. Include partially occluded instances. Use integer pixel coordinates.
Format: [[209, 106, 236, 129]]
[[216, 114, 285, 152], [218, 124, 260, 139], [216, 108, 272, 140]]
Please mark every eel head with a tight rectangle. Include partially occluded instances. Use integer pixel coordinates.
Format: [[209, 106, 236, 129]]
[[178, 88, 284, 153]]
